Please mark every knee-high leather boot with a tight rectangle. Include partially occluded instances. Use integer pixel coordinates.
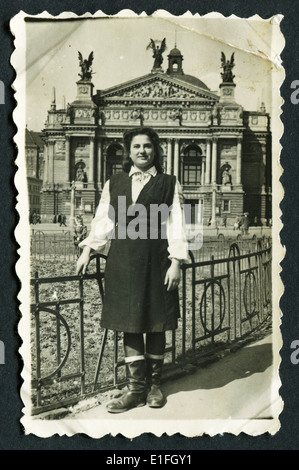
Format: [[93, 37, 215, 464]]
[[106, 356, 147, 413], [146, 353, 165, 408]]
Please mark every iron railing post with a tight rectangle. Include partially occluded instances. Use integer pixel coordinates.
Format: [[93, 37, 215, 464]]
[[79, 275, 85, 395]]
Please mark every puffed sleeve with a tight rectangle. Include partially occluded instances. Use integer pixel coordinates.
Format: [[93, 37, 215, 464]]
[[166, 180, 189, 264], [79, 180, 115, 253]]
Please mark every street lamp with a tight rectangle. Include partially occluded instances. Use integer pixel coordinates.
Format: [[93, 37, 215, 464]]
[[69, 180, 76, 232], [53, 183, 59, 223], [210, 183, 217, 229]]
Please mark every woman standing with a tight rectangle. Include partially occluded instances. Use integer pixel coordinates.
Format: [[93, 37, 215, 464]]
[[76, 127, 189, 413]]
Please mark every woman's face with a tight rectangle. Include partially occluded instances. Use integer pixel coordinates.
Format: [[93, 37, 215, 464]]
[[129, 134, 155, 171]]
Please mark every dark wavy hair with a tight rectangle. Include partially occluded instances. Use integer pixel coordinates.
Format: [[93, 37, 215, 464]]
[[122, 127, 164, 174]]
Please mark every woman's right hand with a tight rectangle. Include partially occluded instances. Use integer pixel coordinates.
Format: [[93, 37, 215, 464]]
[[76, 246, 91, 275]]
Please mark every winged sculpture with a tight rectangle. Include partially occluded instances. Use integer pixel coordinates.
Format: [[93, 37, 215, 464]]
[[220, 52, 235, 83], [146, 38, 166, 69], [78, 51, 94, 81]]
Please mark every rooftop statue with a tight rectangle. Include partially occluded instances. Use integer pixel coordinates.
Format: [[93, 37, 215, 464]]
[[146, 38, 166, 70], [221, 52, 235, 83], [78, 51, 94, 81]]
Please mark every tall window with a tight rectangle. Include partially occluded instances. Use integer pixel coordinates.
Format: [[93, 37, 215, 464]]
[[223, 199, 230, 212], [106, 143, 123, 180], [75, 196, 82, 209], [183, 144, 202, 185]]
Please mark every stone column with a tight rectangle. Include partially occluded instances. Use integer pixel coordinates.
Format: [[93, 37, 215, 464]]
[[97, 139, 102, 188], [89, 136, 95, 183], [43, 143, 48, 185], [103, 141, 107, 183], [48, 140, 55, 186], [201, 158, 205, 186], [211, 137, 218, 184], [166, 139, 172, 175], [236, 137, 242, 185], [173, 139, 179, 178], [205, 138, 211, 184], [65, 135, 70, 183]]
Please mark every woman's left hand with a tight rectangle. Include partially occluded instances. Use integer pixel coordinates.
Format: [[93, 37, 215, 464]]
[[164, 259, 181, 291]]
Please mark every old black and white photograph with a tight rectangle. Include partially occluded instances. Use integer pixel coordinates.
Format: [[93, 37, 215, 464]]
[[11, 10, 284, 437]]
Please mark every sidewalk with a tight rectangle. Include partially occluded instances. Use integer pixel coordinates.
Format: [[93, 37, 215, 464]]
[[67, 333, 277, 422]]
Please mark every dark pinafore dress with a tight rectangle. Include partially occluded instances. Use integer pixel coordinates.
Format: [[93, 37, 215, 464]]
[[100, 171, 180, 334]]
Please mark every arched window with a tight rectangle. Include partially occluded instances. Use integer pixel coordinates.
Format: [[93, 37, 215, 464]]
[[106, 143, 124, 180], [183, 144, 202, 185]]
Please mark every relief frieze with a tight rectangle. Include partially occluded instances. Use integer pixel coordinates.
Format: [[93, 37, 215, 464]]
[[112, 80, 197, 99], [74, 108, 95, 118]]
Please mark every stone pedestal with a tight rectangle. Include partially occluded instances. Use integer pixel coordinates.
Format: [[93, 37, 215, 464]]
[[219, 82, 236, 103], [76, 80, 94, 101]]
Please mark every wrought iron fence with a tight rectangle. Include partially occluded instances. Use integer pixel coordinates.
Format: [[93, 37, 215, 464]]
[[30, 238, 272, 415], [31, 230, 79, 261], [30, 229, 264, 263]]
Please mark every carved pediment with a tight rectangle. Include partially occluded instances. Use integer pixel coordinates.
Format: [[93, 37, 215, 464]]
[[114, 80, 196, 99], [99, 74, 218, 102]]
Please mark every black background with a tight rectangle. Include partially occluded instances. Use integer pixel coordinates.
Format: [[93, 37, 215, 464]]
[[0, 0, 298, 452]]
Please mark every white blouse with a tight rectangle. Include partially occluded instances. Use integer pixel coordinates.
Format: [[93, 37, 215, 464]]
[[79, 166, 189, 264]]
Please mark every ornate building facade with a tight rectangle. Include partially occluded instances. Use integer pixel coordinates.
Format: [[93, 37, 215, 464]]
[[40, 44, 271, 226], [25, 127, 45, 218]]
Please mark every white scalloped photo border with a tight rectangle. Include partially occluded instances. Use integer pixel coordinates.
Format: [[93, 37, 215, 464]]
[[11, 9, 285, 438]]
